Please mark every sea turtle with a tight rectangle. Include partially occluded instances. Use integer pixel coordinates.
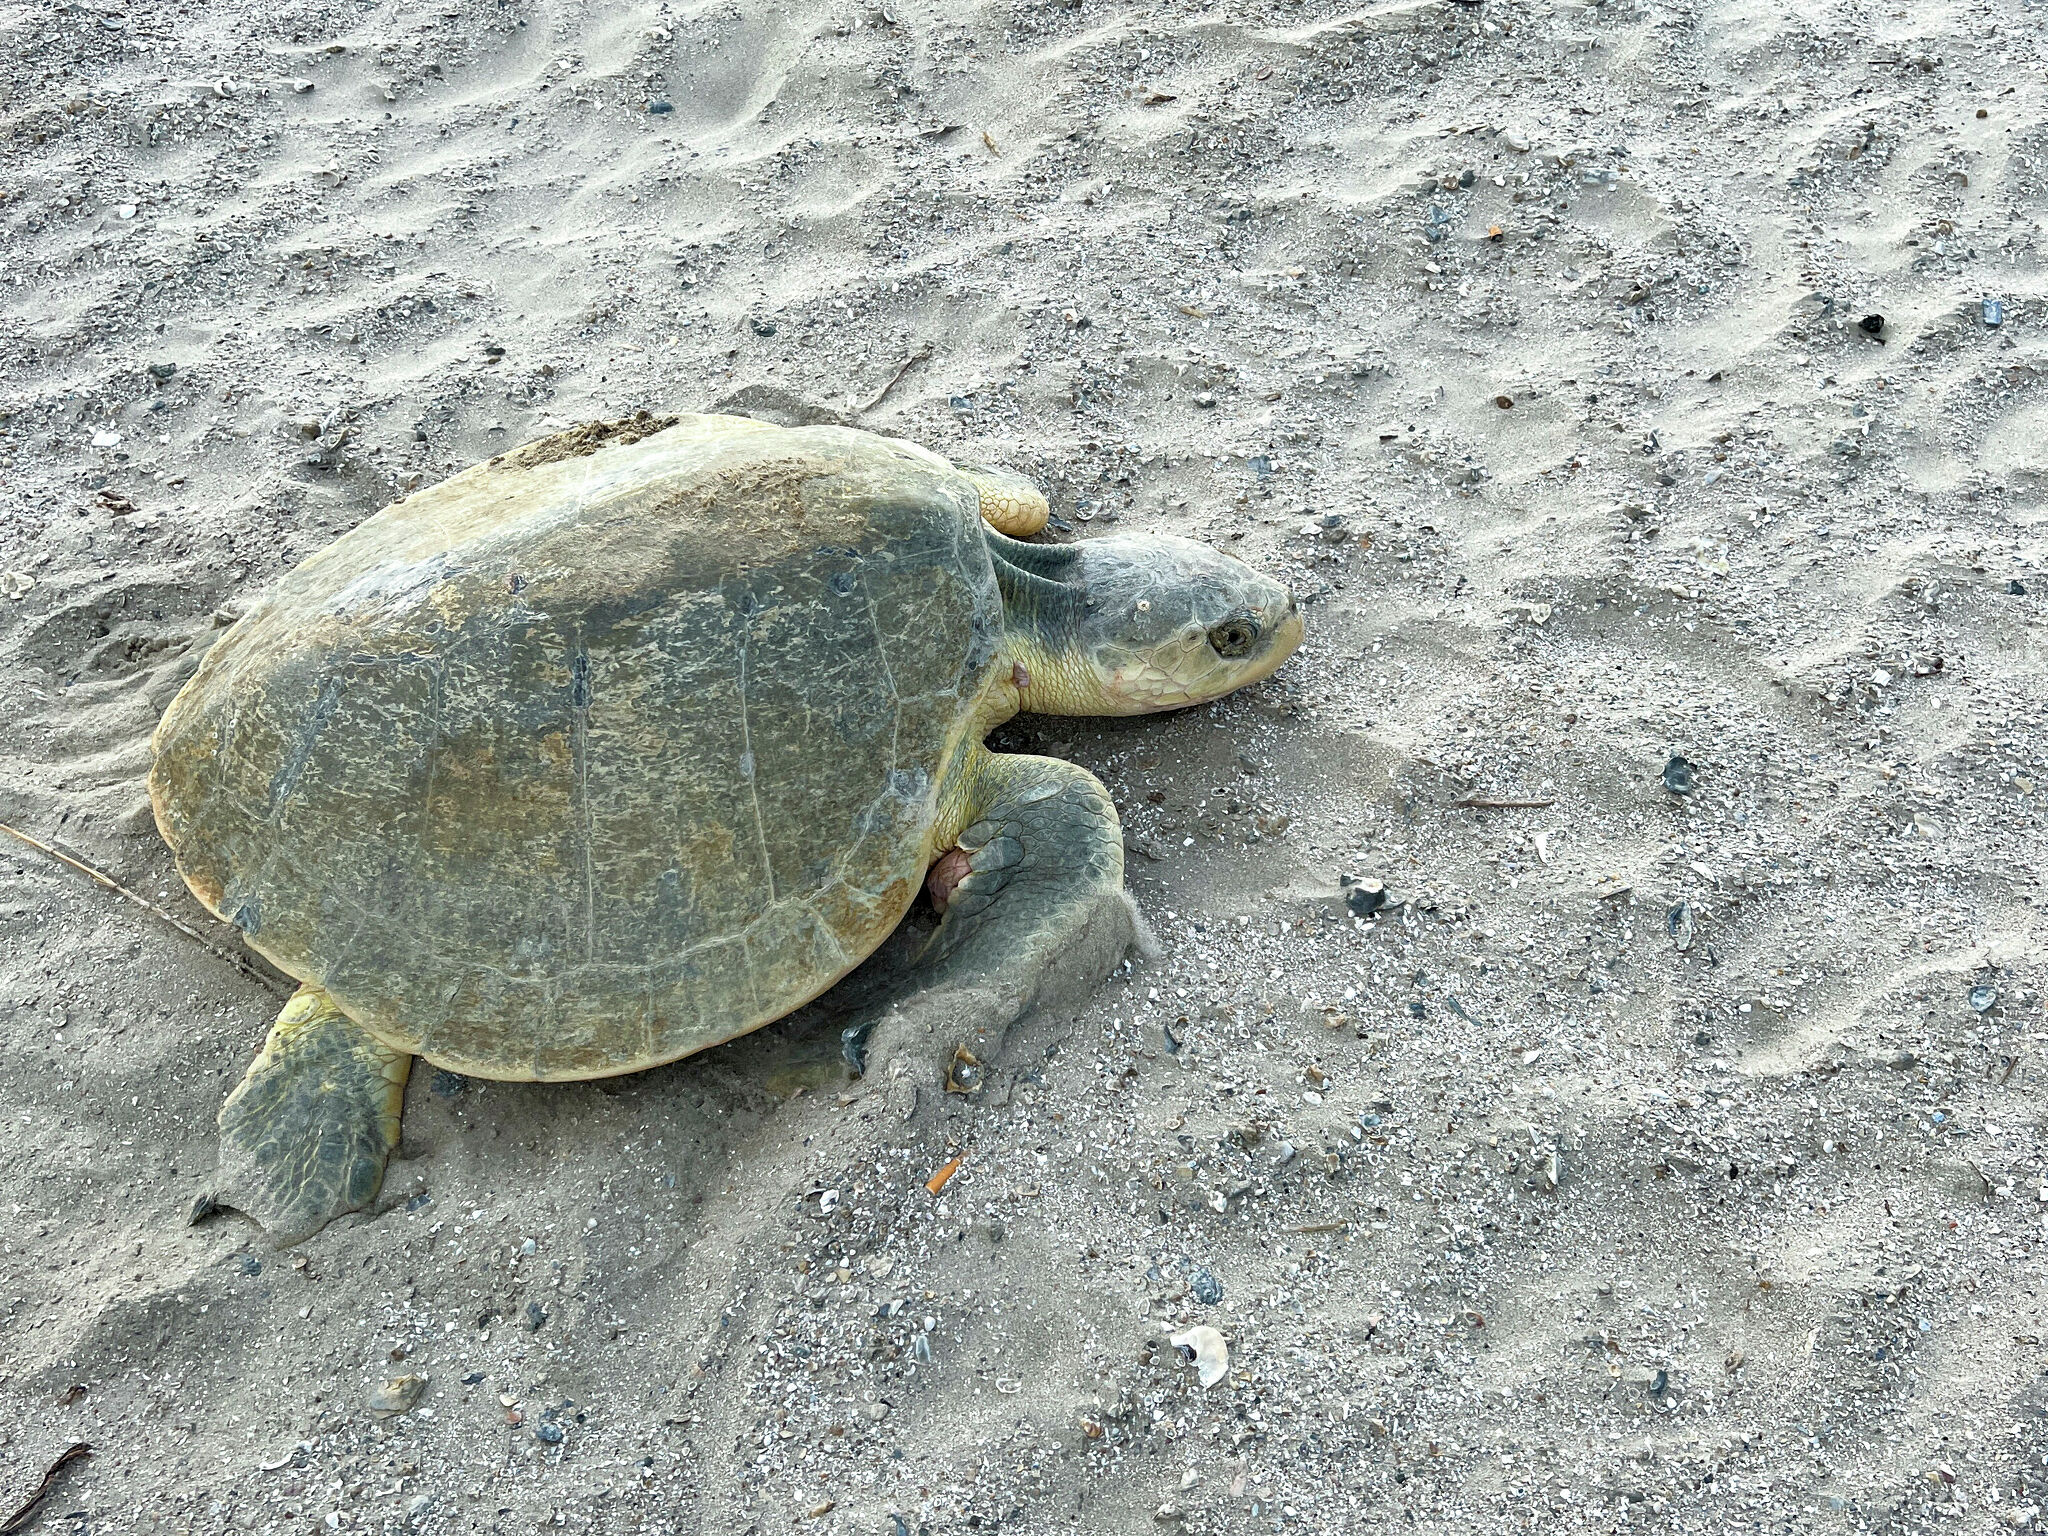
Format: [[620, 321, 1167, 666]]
[[150, 412, 1302, 1242]]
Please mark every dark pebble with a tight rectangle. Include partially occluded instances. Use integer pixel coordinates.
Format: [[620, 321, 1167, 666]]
[[1343, 876, 1388, 918], [648, 99, 673, 114], [1661, 755, 1697, 795]]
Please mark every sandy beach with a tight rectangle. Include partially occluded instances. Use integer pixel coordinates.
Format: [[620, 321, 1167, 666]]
[[3, 0, 2046, 1530]]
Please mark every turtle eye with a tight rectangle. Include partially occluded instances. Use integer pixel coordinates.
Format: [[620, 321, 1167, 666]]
[[1207, 615, 1260, 658]]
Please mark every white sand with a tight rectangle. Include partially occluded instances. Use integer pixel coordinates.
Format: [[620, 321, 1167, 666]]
[[3, 0, 2046, 1530]]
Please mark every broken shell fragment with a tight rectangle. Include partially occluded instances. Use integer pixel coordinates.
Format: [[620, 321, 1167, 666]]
[[1169, 1325, 1230, 1388], [368, 1374, 426, 1415], [945, 1045, 984, 1095]]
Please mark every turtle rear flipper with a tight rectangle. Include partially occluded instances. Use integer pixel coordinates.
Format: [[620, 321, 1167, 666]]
[[843, 751, 1146, 1104], [194, 985, 411, 1246]]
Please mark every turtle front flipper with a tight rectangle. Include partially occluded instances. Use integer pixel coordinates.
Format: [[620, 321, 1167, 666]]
[[844, 750, 1147, 1097], [957, 466, 1050, 538], [193, 985, 412, 1245]]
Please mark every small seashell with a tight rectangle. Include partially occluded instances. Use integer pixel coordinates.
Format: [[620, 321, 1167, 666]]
[[1169, 1325, 1229, 1388], [1666, 902, 1695, 952]]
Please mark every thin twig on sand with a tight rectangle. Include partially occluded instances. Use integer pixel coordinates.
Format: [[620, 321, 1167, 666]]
[[1, 1443, 92, 1535], [0, 822, 286, 997], [859, 342, 934, 413]]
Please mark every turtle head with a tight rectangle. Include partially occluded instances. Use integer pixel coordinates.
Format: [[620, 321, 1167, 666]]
[[999, 532, 1302, 716]]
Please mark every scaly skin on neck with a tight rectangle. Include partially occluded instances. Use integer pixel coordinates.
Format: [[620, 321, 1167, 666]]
[[986, 548, 1108, 716], [927, 563, 1101, 856]]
